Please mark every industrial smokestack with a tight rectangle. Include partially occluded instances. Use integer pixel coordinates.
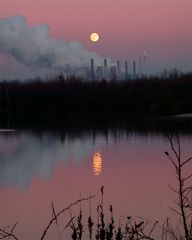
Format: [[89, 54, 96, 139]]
[[139, 56, 142, 77], [133, 61, 136, 79], [117, 60, 120, 68], [104, 58, 107, 67], [91, 58, 94, 81], [125, 61, 128, 80]]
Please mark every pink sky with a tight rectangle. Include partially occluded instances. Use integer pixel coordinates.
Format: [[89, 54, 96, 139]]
[[0, 0, 192, 77]]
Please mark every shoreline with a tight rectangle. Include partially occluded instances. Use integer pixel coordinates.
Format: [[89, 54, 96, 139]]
[[173, 113, 192, 118]]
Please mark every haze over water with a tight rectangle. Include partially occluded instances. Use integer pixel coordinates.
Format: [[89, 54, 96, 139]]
[[0, 121, 192, 240]]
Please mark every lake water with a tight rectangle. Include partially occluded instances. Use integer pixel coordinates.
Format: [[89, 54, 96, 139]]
[[0, 118, 192, 240]]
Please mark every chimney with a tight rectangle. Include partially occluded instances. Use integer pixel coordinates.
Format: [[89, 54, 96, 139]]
[[91, 58, 94, 81], [125, 61, 128, 80], [104, 58, 107, 67], [133, 60, 136, 79]]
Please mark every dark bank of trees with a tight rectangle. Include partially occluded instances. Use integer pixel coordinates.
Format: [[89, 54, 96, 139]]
[[0, 73, 191, 120]]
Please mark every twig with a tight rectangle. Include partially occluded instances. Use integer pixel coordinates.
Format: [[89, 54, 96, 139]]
[[40, 195, 95, 240]]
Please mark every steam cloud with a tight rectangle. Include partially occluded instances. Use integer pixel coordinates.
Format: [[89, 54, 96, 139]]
[[0, 15, 106, 75]]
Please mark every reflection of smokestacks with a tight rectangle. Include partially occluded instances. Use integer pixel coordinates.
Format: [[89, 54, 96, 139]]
[[133, 61, 136, 79], [91, 58, 94, 81], [125, 61, 128, 80], [104, 58, 107, 67]]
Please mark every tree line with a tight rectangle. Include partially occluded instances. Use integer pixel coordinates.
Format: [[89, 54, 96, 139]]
[[0, 73, 191, 118]]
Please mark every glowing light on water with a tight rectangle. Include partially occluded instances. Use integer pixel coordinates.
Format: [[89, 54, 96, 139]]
[[93, 152, 102, 176]]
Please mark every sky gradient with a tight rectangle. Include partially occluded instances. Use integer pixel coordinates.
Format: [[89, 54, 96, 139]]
[[0, 0, 192, 79]]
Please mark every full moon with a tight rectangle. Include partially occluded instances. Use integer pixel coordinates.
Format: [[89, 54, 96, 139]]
[[90, 32, 99, 42]]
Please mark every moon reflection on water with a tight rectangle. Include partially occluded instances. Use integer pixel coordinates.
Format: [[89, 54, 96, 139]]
[[93, 152, 102, 176]]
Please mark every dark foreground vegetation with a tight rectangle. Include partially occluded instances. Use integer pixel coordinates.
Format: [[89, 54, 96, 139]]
[[0, 136, 191, 240], [0, 73, 191, 120]]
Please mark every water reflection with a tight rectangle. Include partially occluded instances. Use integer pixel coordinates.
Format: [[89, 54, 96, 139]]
[[0, 120, 192, 189], [93, 152, 103, 176], [0, 121, 192, 240], [0, 132, 108, 188]]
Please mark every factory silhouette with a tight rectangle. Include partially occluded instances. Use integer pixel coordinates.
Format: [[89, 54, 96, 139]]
[[89, 55, 147, 81], [48, 56, 147, 82], [90, 58, 131, 81], [50, 57, 146, 81]]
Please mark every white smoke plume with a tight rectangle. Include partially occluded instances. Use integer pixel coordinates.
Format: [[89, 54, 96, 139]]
[[0, 15, 107, 76]]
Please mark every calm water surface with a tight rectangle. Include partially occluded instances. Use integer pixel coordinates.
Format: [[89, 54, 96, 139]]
[[0, 123, 192, 240]]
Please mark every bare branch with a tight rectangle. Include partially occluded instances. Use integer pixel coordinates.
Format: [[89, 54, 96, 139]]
[[168, 185, 179, 194], [8, 222, 19, 240], [51, 202, 58, 225], [183, 173, 192, 183], [181, 157, 192, 167], [63, 216, 76, 231], [148, 221, 158, 237], [177, 135, 181, 162], [0, 228, 19, 240], [182, 187, 192, 194], [40, 195, 95, 240], [183, 191, 191, 202], [164, 152, 179, 172], [169, 207, 182, 216], [173, 200, 179, 206], [166, 134, 192, 240], [166, 135, 180, 161]]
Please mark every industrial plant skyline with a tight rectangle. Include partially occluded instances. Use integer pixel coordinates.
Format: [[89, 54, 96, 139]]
[[0, 15, 150, 81], [90, 58, 140, 82], [0, 0, 192, 80]]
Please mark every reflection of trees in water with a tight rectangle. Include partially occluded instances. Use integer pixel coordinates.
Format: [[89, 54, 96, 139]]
[[0, 118, 191, 189], [0, 132, 107, 188]]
